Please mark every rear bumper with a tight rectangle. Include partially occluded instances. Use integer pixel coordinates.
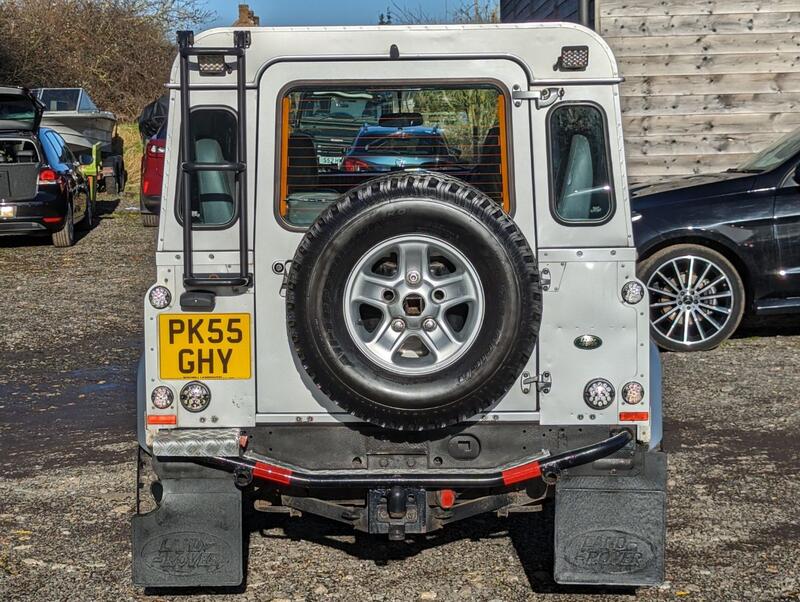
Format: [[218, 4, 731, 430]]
[[139, 193, 160, 214], [0, 193, 68, 234], [154, 428, 633, 490]]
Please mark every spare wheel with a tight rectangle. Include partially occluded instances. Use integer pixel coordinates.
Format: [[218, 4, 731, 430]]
[[287, 173, 542, 430]]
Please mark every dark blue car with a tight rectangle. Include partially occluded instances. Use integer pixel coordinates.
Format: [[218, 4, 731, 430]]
[[0, 87, 94, 247], [342, 115, 465, 175]]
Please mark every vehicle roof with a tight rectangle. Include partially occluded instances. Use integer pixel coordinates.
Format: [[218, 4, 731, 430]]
[[170, 22, 618, 87], [0, 86, 30, 96]]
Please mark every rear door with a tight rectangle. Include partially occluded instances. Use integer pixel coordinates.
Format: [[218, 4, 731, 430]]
[[253, 58, 538, 421], [0, 87, 42, 132], [527, 85, 650, 427]]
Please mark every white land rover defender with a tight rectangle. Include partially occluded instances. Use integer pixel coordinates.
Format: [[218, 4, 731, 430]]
[[133, 23, 666, 590]]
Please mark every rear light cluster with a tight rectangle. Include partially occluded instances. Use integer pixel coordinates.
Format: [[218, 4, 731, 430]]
[[583, 379, 615, 410], [151, 386, 174, 409], [37, 168, 60, 186], [180, 381, 211, 412], [147, 141, 166, 157], [148, 285, 172, 309], [581, 379, 648, 423], [342, 157, 370, 172]]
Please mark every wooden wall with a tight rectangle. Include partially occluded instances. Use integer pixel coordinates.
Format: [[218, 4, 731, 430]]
[[602, 1, 800, 181], [501, 0, 800, 182]]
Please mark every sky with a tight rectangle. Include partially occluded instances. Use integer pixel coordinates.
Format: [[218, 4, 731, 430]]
[[203, 0, 461, 28]]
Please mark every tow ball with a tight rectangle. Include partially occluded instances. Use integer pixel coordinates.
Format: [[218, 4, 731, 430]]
[[368, 486, 428, 540]]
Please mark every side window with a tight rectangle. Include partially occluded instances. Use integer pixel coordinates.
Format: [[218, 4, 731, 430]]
[[177, 108, 238, 227], [549, 104, 614, 223], [55, 134, 74, 164], [43, 132, 68, 166], [277, 84, 510, 227], [781, 160, 800, 188], [40, 132, 58, 165]]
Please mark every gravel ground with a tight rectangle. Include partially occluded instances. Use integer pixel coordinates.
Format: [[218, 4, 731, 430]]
[[0, 197, 799, 601]]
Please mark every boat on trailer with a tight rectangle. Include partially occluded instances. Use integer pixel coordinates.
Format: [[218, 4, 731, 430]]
[[32, 88, 116, 153]]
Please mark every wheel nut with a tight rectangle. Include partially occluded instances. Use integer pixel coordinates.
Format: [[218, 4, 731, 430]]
[[391, 318, 406, 332], [422, 318, 437, 331], [406, 270, 421, 285]]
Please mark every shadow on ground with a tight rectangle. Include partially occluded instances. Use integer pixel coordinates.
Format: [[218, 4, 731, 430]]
[[0, 197, 121, 247], [241, 504, 635, 597]]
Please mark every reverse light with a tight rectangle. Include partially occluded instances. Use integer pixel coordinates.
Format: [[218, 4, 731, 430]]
[[621, 281, 644, 304], [180, 381, 211, 412], [151, 386, 174, 409], [621, 381, 645, 405], [148, 286, 172, 309], [147, 143, 166, 155], [583, 379, 615, 410]]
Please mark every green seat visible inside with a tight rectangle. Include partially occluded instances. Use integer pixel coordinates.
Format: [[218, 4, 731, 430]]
[[195, 138, 235, 224], [557, 134, 593, 220]]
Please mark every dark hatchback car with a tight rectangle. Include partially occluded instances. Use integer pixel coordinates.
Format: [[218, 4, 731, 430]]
[[0, 87, 93, 247], [342, 117, 466, 176], [633, 128, 800, 352]]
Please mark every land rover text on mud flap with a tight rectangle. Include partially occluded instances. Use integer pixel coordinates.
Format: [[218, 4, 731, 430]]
[[133, 23, 666, 590]]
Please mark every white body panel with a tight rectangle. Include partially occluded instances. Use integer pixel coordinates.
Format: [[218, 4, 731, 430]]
[[142, 22, 653, 444]]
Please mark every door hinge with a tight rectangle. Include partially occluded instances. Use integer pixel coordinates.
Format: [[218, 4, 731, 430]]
[[521, 371, 551, 395], [512, 86, 564, 108], [273, 260, 292, 297], [540, 268, 552, 291]]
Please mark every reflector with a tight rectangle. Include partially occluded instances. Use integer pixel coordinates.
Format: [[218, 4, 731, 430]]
[[619, 412, 649, 422]]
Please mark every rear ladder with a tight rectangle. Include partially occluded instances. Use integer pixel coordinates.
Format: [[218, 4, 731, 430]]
[[176, 29, 251, 288]]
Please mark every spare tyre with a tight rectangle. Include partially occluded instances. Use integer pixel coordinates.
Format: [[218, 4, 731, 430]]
[[287, 173, 542, 430]]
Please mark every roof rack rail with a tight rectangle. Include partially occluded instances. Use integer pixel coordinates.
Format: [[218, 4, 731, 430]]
[[176, 29, 252, 288]]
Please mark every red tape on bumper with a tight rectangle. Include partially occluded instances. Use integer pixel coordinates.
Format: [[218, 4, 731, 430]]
[[501, 460, 542, 486], [253, 461, 293, 485]]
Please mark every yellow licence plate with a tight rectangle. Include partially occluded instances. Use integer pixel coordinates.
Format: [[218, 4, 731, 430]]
[[159, 313, 251, 380]]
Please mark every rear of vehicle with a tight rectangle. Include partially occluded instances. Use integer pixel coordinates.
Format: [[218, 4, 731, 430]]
[[0, 87, 85, 246], [133, 24, 666, 591], [343, 121, 468, 176], [140, 121, 166, 226]]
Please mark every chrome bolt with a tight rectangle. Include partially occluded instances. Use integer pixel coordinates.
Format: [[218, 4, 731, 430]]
[[391, 318, 406, 332], [406, 270, 421, 285], [422, 318, 437, 332]]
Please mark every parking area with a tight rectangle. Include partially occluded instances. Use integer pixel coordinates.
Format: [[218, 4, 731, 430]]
[[0, 199, 798, 602]]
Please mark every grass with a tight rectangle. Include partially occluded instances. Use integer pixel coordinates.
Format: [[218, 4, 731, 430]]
[[117, 122, 142, 192]]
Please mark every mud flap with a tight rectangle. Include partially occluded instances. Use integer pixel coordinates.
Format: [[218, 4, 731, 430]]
[[554, 448, 666, 587], [132, 461, 243, 588]]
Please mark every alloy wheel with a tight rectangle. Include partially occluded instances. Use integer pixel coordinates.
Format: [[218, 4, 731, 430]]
[[646, 255, 735, 347], [343, 234, 485, 375]]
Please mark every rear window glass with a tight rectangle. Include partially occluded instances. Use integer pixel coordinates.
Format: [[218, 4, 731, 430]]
[[278, 84, 510, 227], [0, 96, 37, 129], [176, 108, 238, 227], [549, 104, 614, 224]]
